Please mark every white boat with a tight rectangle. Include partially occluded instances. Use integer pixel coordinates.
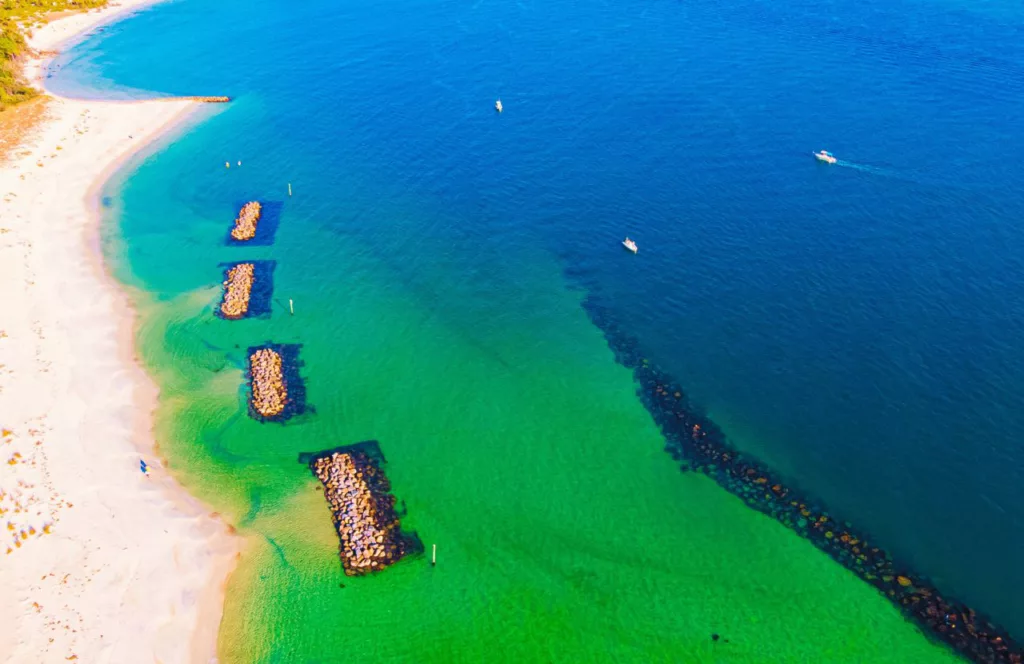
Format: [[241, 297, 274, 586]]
[[814, 150, 837, 164], [495, 99, 503, 113], [622, 238, 638, 253]]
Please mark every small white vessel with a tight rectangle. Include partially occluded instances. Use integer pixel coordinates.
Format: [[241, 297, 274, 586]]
[[495, 98, 503, 113], [814, 150, 837, 164], [622, 237, 638, 254]]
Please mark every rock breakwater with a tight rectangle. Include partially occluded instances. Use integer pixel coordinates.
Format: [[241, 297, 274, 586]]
[[219, 262, 254, 319], [245, 344, 307, 422], [248, 346, 287, 419], [306, 441, 422, 576], [230, 201, 262, 242], [582, 296, 1022, 664], [158, 96, 231, 103]]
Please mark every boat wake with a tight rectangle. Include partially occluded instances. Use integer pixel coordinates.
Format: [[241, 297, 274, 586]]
[[827, 158, 995, 195], [831, 159, 981, 192], [833, 159, 899, 178]]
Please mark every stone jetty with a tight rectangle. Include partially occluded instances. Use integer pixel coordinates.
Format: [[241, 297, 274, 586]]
[[248, 346, 287, 419], [220, 262, 254, 319], [230, 201, 262, 242], [158, 96, 231, 103], [307, 443, 421, 576], [581, 297, 1022, 664]]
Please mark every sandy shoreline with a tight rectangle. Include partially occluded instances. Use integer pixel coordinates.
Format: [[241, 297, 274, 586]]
[[0, 3, 239, 663]]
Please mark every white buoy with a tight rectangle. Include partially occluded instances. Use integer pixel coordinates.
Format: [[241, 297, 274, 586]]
[[237, 160, 242, 166], [288, 182, 292, 197], [495, 99, 503, 113], [225, 161, 230, 168], [431, 544, 436, 566]]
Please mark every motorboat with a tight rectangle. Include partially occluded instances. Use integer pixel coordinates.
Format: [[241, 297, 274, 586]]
[[495, 99, 503, 113], [814, 150, 837, 164], [622, 237, 638, 253]]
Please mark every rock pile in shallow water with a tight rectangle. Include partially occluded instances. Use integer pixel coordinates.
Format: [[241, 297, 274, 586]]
[[220, 262, 254, 319], [310, 448, 416, 576], [581, 298, 1022, 664], [230, 201, 262, 241], [249, 347, 287, 418]]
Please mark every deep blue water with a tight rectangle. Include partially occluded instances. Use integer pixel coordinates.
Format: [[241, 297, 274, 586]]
[[52, 0, 1024, 638]]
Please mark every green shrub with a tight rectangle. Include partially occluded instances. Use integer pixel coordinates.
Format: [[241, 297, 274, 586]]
[[1, 0, 108, 106]]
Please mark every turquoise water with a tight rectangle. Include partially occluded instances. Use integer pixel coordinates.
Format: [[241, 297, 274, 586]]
[[54, 0, 1024, 659]]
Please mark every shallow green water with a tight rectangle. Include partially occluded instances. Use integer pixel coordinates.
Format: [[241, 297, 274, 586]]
[[63, 0, 1017, 656], [97, 134, 960, 662]]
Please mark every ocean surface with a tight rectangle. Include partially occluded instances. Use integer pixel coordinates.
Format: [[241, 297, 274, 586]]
[[50, 0, 1024, 660]]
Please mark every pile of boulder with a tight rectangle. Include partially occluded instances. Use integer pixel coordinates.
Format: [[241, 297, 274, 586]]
[[249, 347, 287, 418], [230, 201, 262, 241], [311, 450, 411, 576], [220, 262, 255, 319]]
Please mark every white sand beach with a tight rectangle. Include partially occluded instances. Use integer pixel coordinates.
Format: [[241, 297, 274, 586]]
[[0, 3, 239, 663]]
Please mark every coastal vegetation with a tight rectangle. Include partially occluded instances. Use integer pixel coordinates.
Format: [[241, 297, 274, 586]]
[[1, 0, 106, 105]]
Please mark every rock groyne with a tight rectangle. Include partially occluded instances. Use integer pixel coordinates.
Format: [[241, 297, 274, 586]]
[[158, 96, 231, 103], [248, 346, 287, 419], [246, 344, 306, 422], [230, 201, 262, 242], [219, 262, 254, 319], [305, 441, 422, 576], [581, 296, 1022, 664]]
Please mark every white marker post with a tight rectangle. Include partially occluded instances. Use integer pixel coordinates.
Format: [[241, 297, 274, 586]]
[[289, 299, 294, 315], [431, 544, 436, 566]]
